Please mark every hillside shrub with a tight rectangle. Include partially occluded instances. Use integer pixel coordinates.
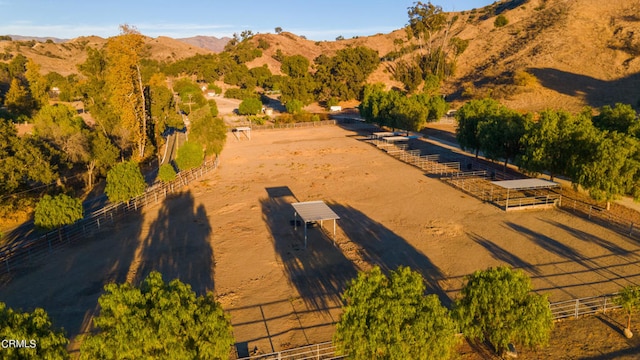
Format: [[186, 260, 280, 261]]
[[494, 15, 509, 27]]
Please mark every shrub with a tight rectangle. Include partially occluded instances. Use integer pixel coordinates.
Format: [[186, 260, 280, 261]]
[[157, 164, 177, 183], [513, 70, 538, 87], [105, 161, 146, 203], [175, 141, 204, 171], [494, 15, 509, 27], [238, 97, 263, 115], [285, 99, 303, 114], [34, 194, 83, 230]]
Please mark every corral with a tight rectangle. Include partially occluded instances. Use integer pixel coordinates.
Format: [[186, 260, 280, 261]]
[[1, 124, 640, 357]]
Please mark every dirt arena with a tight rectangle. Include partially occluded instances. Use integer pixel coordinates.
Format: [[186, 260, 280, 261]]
[[2, 123, 640, 357]]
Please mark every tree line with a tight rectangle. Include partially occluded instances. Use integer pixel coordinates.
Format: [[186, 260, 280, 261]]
[[455, 98, 640, 209], [359, 83, 448, 132], [0, 25, 227, 229]]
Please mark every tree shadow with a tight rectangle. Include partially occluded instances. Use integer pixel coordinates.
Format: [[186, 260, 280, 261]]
[[468, 232, 541, 275], [261, 187, 357, 310], [132, 190, 214, 295], [0, 207, 144, 352], [529, 68, 640, 108], [505, 222, 589, 268], [329, 203, 451, 307], [540, 218, 632, 256]]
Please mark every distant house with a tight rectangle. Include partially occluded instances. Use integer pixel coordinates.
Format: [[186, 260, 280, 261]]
[[329, 105, 342, 112]]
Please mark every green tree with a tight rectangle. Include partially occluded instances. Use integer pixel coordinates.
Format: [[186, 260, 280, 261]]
[[455, 266, 553, 355], [34, 104, 89, 165], [5, 78, 33, 116], [280, 55, 310, 78], [614, 285, 640, 338], [285, 99, 303, 114], [477, 108, 528, 169], [189, 108, 227, 156], [334, 266, 458, 360], [455, 98, 503, 157], [238, 97, 262, 115], [80, 271, 234, 360], [86, 132, 119, 190], [407, 1, 446, 54], [0, 302, 69, 359], [157, 163, 177, 182], [104, 160, 146, 203], [577, 131, 640, 209], [175, 141, 204, 171], [25, 58, 49, 109], [0, 119, 58, 195], [520, 109, 596, 181], [34, 194, 83, 230], [593, 103, 639, 134]]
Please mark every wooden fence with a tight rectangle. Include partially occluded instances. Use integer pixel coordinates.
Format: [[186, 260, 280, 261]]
[[0, 157, 219, 275]]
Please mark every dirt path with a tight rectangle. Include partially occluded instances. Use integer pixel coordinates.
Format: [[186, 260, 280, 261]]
[[1, 124, 640, 358]]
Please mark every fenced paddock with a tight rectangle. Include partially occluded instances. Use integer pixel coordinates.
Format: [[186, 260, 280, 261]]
[[232, 292, 623, 359], [0, 157, 220, 275]]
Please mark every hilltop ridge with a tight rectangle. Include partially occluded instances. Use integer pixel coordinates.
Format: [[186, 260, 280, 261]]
[[1, 0, 639, 111]]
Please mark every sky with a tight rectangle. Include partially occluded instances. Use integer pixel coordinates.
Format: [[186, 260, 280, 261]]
[[0, 0, 497, 41]]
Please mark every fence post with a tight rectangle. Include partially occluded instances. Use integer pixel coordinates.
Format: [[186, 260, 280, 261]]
[[575, 299, 579, 319], [588, 206, 592, 219], [317, 343, 320, 359], [631, 223, 635, 237]]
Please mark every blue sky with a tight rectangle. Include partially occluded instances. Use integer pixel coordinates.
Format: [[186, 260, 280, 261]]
[[0, 0, 497, 40]]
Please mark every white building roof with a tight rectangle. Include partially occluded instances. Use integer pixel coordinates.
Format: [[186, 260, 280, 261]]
[[291, 201, 340, 222], [490, 179, 560, 190]]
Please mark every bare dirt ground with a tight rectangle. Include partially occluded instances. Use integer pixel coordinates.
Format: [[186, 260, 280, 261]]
[[2, 124, 640, 358]]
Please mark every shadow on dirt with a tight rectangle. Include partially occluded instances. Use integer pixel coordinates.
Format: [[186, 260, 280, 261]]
[[330, 203, 451, 307], [132, 190, 214, 295], [262, 186, 357, 311], [468, 232, 541, 275]]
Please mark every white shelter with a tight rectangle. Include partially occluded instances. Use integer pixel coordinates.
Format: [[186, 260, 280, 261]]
[[291, 201, 340, 248], [232, 127, 251, 140], [490, 179, 561, 211]]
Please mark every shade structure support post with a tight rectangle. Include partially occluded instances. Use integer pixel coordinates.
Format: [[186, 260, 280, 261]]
[[304, 222, 307, 249], [333, 219, 336, 246]]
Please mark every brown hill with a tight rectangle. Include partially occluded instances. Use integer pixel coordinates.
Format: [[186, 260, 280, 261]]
[[2, 0, 639, 112], [245, 0, 640, 112], [176, 35, 231, 53], [0, 35, 213, 76]]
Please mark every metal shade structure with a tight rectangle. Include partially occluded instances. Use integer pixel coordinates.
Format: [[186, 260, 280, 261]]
[[490, 179, 561, 211], [291, 201, 340, 248]]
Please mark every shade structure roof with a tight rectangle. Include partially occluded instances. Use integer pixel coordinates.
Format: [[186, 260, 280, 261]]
[[291, 201, 340, 223], [490, 179, 560, 190], [383, 136, 410, 142]]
